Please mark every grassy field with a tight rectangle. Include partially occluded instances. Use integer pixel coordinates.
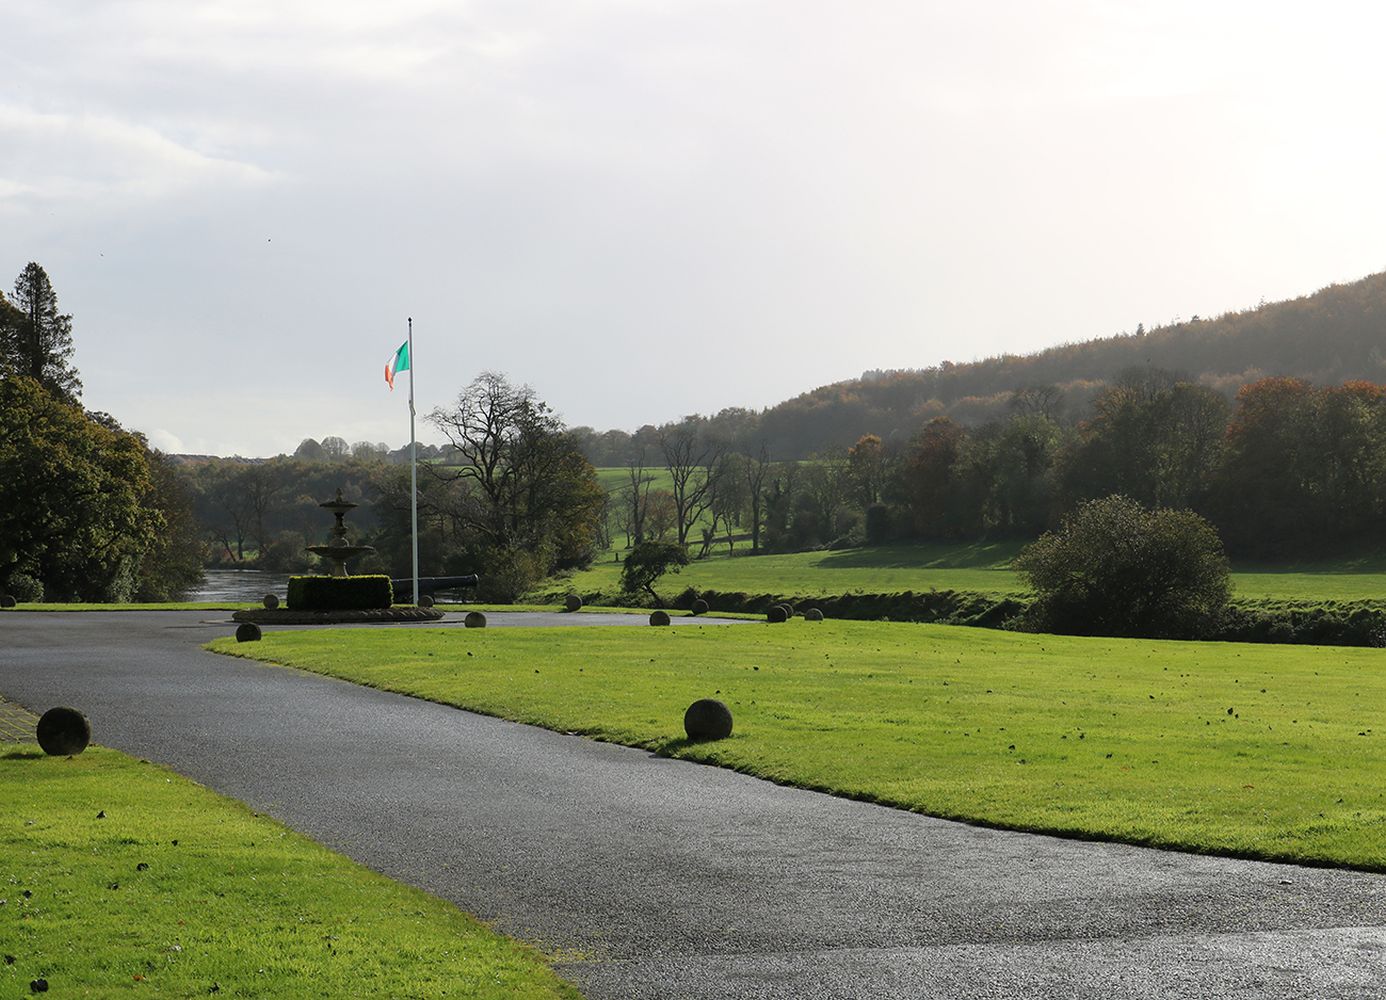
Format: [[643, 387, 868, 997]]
[[0, 745, 581, 998], [211, 620, 1386, 871], [539, 538, 1386, 604], [548, 540, 1029, 599]]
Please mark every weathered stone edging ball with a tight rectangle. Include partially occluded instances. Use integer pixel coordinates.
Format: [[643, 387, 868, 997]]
[[262, 593, 279, 610], [37, 706, 91, 756], [804, 608, 824, 621], [565, 594, 583, 612], [684, 699, 733, 741], [236, 622, 263, 643], [0, 594, 15, 609], [649, 610, 671, 626], [420, 594, 435, 608], [767, 605, 788, 623], [691, 598, 709, 615], [464, 611, 487, 628]]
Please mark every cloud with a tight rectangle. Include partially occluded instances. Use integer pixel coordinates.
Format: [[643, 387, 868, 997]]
[[144, 428, 187, 453], [0, 105, 275, 211]]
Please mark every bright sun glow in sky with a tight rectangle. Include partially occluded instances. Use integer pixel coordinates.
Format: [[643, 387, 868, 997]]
[[5, 0, 1385, 456]]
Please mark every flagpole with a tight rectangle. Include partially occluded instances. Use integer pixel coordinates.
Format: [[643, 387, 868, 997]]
[[408, 317, 419, 607]]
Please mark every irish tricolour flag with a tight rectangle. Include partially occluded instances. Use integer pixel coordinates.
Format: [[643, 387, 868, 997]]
[[384, 341, 410, 390]]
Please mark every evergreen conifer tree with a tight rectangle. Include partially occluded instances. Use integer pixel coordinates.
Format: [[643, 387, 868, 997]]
[[2, 262, 82, 403]]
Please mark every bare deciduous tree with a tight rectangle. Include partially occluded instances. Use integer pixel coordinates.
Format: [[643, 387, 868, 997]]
[[658, 423, 725, 548]]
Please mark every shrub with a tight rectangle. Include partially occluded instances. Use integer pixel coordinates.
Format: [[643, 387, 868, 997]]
[[475, 545, 550, 603], [1014, 494, 1230, 639], [287, 575, 393, 611], [864, 503, 892, 545], [620, 542, 689, 607], [5, 572, 43, 603]]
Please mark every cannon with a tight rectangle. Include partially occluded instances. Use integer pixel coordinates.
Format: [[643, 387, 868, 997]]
[[390, 574, 480, 602]]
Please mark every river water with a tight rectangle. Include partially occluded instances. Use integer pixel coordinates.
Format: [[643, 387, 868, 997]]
[[190, 569, 294, 602]]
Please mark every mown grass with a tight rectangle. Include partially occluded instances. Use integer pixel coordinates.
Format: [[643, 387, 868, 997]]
[[539, 539, 1386, 604], [548, 540, 1028, 600], [211, 621, 1386, 871], [0, 746, 581, 999]]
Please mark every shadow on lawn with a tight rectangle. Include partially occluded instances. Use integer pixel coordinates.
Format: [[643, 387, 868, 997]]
[[815, 540, 1024, 571], [2, 750, 46, 760]]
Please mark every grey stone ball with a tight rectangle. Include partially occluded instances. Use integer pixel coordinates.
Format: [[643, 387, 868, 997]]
[[236, 622, 262, 643], [691, 598, 709, 616], [0, 594, 15, 609], [464, 611, 487, 628], [779, 603, 795, 618], [766, 605, 788, 623], [649, 610, 671, 626], [419, 594, 435, 608], [684, 699, 733, 741], [804, 608, 824, 622], [565, 594, 583, 612], [37, 707, 91, 756], [262, 594, 279, 610]]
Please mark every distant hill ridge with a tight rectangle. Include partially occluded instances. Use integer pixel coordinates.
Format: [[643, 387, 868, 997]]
[[754, 270, 1386, 455]]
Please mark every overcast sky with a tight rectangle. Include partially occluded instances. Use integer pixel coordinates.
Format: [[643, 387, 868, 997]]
[[5, 1, 1385, 456]]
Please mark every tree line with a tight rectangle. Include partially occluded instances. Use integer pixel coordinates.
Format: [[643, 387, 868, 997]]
[[592, 366, 1386, 566]]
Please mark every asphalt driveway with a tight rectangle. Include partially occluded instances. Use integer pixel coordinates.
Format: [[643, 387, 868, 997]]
[[2, 610, 1383, 998]]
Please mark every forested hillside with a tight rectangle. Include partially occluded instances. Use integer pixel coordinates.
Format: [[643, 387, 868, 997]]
[[575, 272, 1386, 463]]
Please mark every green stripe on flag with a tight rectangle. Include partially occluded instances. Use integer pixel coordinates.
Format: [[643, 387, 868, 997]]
[[392, 341, 410, 374]]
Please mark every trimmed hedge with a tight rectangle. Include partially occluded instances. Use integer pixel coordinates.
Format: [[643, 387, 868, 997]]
[[540, 584, 1386, 647], [287, 575, 393, 611]]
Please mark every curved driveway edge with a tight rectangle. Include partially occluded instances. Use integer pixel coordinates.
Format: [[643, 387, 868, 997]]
[[2, 610, 1384, 999]]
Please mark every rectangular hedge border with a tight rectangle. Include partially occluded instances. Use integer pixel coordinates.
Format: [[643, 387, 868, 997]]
[[287, 575, 394, 611], [538, 584, 1386, 647]]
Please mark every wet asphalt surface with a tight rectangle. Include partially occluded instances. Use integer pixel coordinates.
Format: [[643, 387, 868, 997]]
[[2, 610, 1384, 998]]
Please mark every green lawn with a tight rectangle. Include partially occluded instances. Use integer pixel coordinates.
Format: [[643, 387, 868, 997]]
[[540, 539, 1386, 604], [0, 745, 581, 998], [548, 540, 1029, 600], [211, 620, 1386, 870]]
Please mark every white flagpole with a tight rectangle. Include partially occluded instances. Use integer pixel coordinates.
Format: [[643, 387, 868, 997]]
[[408, 317, 420, 607]]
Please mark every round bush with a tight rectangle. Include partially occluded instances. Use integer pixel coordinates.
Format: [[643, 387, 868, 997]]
[[236, 622, 262, 643], [5, 572, 43, 603], [691, 598, 709, 616], [420, 594, 435, 608], [649, 610, 671, 626], [804, 608, 824, 622], [262, 593, 279, 610], [37, 707, 91, 756], [1014, 494, 1230, 639], [766, 605, 788, 623], [565, 594, 583, 612], [684, 699, 733, 741], [0, 594, 15, 609], [464, 611, 487, 628]]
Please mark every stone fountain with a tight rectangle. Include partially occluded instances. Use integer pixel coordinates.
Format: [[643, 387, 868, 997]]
[[231, 488, 443, 626], [306, 489, 375, 576]]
